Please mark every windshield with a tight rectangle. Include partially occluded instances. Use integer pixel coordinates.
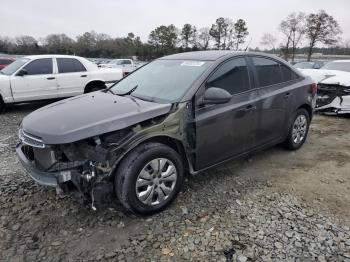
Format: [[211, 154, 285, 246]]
[[321, 61, 350, 72], [111, 59, 211, 103], [111, 60, 124, 65], [1, 58, 29, 75]]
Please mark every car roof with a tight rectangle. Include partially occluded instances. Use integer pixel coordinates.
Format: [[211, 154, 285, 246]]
[[23, 54, 85, 60], [159, 50, 283, 61]]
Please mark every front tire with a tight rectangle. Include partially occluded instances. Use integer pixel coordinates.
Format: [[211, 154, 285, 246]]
[[115, 142, 184, 215], [284, 108, 310, 150]]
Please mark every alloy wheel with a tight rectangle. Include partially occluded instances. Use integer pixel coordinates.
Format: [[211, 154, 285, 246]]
[[135, 158, 177, 206], [292, 115, 307, 144]]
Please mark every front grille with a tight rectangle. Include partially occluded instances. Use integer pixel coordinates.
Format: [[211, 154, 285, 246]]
[[19, 129, 45, 148]]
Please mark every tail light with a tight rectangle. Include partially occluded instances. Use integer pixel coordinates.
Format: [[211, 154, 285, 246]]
[[310, 82, 317, 95]]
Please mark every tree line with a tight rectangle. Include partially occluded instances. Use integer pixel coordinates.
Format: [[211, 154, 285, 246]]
[[0, 10, 348, 61], [0, 17, 249, 60], [260, 10, 344, 62]]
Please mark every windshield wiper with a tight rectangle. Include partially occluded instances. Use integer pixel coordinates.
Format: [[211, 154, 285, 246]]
[[105, 88, 115, 95], [114, 85, 138, 96], [131, 94, 155, 103]]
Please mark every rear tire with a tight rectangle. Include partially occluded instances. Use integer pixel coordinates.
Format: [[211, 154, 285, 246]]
[[115, 142, 184, 215], [85, 83, 106, 93], [0, 96, 5, 113], [284, 108, 310, 150]]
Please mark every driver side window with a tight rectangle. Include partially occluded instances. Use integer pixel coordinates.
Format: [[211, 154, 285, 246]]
[[23, 58, 53, 75], [206, 58, 250, 95]]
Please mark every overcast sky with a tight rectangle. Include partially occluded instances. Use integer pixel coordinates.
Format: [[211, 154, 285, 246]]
[[1, 0, 349, 48]]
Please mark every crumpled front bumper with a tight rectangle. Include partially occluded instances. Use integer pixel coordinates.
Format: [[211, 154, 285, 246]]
[[16, 143, 76, 187], [316, 95, 350, 114]]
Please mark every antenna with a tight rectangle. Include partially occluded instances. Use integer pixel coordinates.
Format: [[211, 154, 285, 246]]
[[244, 38, 253, 51]]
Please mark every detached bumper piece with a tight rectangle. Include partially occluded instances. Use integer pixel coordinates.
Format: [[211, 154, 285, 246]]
[[16, 143, 114, 208], [316, 84, 350, 114]]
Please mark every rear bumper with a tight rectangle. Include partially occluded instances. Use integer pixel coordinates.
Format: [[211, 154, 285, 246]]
[[16, 143, 74, 187]]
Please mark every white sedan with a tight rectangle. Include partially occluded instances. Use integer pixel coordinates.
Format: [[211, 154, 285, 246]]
[[0, 55, 122, 111], [299, 60, 350, 114]]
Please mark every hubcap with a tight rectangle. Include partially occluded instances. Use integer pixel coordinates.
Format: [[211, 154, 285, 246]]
[[292, 115, 307, 144], [135, 158, 177, 206]]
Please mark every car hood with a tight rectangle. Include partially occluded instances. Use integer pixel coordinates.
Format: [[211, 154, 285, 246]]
[[319, 73, 350, 87], [22, 92, 172, 144], [299, 69, 350, 84]]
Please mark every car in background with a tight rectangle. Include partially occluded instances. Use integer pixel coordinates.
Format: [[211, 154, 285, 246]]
[[0, 57, 15, 70], [299, 60, 350, 114], [294, 61, 326, 70], [99, 59, 138, 76], [16, 51, 316, 215], [0, 55, 123, 112]]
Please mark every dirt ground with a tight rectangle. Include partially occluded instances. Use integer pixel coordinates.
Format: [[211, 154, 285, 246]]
[[245, 113, 350, 223], [0, 103, 350, 261]]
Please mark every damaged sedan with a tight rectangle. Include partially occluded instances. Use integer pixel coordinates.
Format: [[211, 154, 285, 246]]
[[299, 60, 350, 114], [17, 51, 316, 215]]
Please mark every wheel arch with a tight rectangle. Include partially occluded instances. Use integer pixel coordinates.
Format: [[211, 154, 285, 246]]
[[84, 80, 106, 93], [112, 135, 193, 177], [297, 103, 313, 120]]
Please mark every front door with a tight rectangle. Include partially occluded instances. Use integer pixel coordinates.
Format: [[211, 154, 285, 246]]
[[11, 58, 58, 102], [195, 57, 258, 170]]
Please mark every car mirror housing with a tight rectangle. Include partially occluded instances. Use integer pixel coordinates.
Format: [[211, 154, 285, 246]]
[[17, 69, 28, 76], [202, 87, 232, 105]]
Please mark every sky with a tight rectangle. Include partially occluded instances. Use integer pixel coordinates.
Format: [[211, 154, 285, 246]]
[[1, 0, 350, 48]]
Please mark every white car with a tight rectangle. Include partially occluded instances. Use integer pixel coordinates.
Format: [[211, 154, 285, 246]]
[[0, 55, 123, 112], [99, 59, 138, 76], [299, 60, 350, 114]]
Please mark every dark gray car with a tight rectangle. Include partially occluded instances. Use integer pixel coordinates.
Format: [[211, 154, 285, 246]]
[[16, 51, 316, 215]]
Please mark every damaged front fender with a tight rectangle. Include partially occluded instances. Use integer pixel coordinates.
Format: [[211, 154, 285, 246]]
[[16, 102, 195, 208]]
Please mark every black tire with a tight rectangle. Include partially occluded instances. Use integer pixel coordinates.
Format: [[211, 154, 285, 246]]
[[284, 108, 310, 150], [86, 83, 106, 93], [115, 142, 184, 215], [0, 96, 5, 114]]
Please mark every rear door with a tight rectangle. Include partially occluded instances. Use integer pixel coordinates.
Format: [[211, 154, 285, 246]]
[[195, 57, 259, 170], [10, 58, 58, 102], [55, 58, 89, 97], [249, 56, 297, 146]]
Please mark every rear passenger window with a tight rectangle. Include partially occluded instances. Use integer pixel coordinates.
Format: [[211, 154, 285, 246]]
[[281, 64, 299, 81], [0, 59, 13, 65], [57, 58, 86, 73], [206, 58, 250, 95], [252, 57, 282, 87], [23, 59, 53, 75]]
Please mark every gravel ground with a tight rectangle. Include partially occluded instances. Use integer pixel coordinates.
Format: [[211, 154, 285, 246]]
[[1, 103, 350, 262]]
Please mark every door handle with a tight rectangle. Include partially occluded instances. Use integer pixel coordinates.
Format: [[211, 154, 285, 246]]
[[245, 105, 256, 112], [284, 92, 291, 99], [81, 75, 87, 77], [47, 77, 55, 80]]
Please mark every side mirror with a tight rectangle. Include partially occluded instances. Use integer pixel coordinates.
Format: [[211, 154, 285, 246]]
[[17, 69, 28, 76], [202, 87, 232, 105]]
